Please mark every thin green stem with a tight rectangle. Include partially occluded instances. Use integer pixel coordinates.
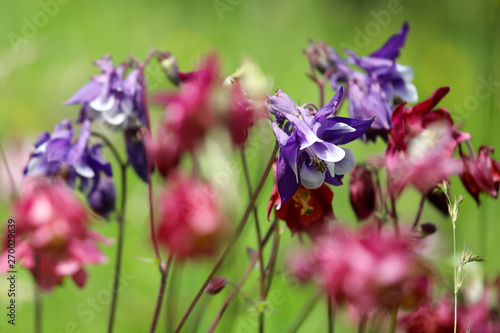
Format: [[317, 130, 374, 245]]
[[107, 162, 128, 333], [412, 194, 426, 230], [240, 149, 266, 333], [206, 222, 276, 332], [453, 224, 457, 333], [90, 131, 129, 333], [149, 255, 174, 333], [166, 260, 180, 333], [264, 217, 280, 296], [174, 142, 278, 333], [389, 306, 398, 333], [327, 296, 334, 333], [34, 283, 42, 333]]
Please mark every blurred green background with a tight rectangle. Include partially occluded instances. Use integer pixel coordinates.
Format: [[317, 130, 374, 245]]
[[0, 0, 499, 332]]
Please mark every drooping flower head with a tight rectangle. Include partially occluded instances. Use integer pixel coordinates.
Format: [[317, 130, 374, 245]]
[[24, 119, 116, 217], [156, 175, 229, 260], [267, 86, 373, 202], [0, 178, 108, 291], [459, 145, 500, 205]]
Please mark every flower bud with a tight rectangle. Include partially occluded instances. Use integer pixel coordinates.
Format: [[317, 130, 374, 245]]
[[205, 277, 227, 295], [349, 165, 376, 220]]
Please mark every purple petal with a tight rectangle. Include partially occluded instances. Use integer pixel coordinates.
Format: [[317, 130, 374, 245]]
[[324, 172, 343, 186], [125, 129, 149, 182], [45, 138, 71, 162], [309, 141, 345, 163], [276, 154, 300, 203], [285, 114, 321, 149], [320, 117, 374, 145], [332, 148, 355, 175], [65, 81, 103, 105], [299, 161, 325, 189], [272, 122, 290, 145], [67, 120, 91, 165], [280, 132, 300, 182], [370, 22, 409, 61], [313, 86, 344, 124]]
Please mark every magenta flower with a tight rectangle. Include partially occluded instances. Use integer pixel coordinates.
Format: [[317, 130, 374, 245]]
[[459, 145, 500, 205], [268, 87, 373, 202], [0, 178, 108, 291], [290, 225, 432, 312], [156, 175, 229, 260], [386, 87, 470, 197], [153, 55, 220, 154]]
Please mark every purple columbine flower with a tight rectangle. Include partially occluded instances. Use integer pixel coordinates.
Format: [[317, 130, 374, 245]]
[[24, 119, 116, 218], [346, 22, 418, 108], [268, 86, 373, 203], [65, 55, 146, 129], [65, 55, 149, 182]]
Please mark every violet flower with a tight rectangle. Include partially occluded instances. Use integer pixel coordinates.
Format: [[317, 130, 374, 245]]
[[24, 119, 116, 218], [65, 55, 149, 183], [65, 55, 146, 130], [268, 87, 373, 202]]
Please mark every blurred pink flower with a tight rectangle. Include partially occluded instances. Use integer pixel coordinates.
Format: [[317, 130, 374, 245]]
[[290, 225, 432, 312], [156, 175, 229, 260], [152, 55, 220, 154], [349, 165, 376, 220], [0, 178, 108, 291]]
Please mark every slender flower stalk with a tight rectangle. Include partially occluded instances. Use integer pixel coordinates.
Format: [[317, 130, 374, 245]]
[[208, 252, 260, 333], [412, 194, 426, 230], [174, 142, 278, 333], [327, 296, 334, 333], [207, 220, 277, 332], [90, 132, 129, 333], [34, 279, 42, 333], [264, 216, 280, 296], [389, 305, 398, 333], [149, 255, 174, 333], [240, 149, 266, 333]]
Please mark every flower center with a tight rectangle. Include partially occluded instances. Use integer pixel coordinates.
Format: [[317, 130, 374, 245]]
[[293, 188, 314, 216]]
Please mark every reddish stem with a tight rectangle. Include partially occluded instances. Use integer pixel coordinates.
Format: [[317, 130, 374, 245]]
[[174, 142, 278, 333]]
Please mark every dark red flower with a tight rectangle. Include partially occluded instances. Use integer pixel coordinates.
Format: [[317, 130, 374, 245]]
[[226, 82, 255, 148], [460, 145, 500, 205], [267, 179, 334, 236]]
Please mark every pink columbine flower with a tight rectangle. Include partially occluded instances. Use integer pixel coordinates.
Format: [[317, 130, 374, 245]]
[[385, 87, 469, 197], [290, 225, 432, 313], [0, 178, 108, 291], [459, 145, 500, 205], [156, 175, 229, 260]]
